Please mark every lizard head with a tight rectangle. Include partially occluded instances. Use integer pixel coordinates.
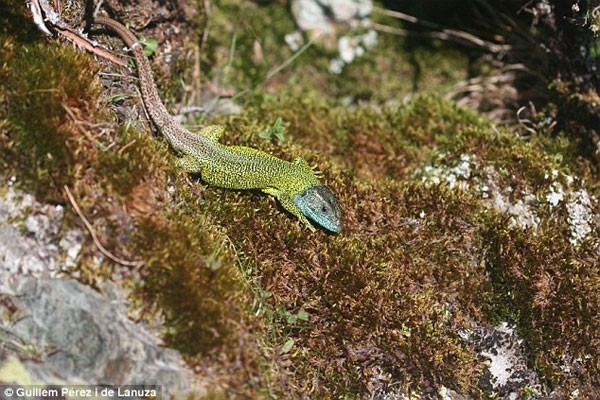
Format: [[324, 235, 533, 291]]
[[293, 185, 342, 233]]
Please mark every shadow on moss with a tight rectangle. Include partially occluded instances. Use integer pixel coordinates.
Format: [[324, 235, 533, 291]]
[[130, 209, 255, 354]]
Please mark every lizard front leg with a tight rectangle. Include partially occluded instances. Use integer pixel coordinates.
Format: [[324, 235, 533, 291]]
[[262, 188, 316, 232]]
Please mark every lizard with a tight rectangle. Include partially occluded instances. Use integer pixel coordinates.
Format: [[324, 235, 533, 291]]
[[92, 16, 342, 233]]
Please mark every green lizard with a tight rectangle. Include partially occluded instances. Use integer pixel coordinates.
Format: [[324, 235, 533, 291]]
[[93, 16, 342, 233]]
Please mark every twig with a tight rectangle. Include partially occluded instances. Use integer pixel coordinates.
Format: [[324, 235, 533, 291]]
[[29, 0, 128, 67], [53, 25, 128, 67], [516, 105, 538, 136], [61, 103, 103, 146], [373, 7, 511, 53], [63, 186, 144, 268], [265, 35, 318, 81], [445, 63, 542, 99], [93, 0, 105, 19], [179, 105, 206, 115], [117, 139, 137, 155]]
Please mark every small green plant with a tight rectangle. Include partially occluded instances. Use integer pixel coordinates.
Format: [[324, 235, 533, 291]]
[[278, 307, 310, 325], [258, 117, 286, 143], [108, 93, 126, 104], [275, 308, 310, 355], [140, 37, 158, 57]]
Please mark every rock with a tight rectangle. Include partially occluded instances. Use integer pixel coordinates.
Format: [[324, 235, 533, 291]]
[[0, 278, 202, 397], [459, 323, 542, 399], [289, 0, 378, 73], [0, 185, 203, 397], [291, 0, 372, 34], [0, 187, 83, 293]]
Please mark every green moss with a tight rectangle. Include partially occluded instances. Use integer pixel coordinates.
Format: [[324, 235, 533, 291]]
[[206, 1, 298, 88], [131, 209, 250, 355], [206, 0, 468, 104], [0, 0, 39, 174], [4, 40, 100, 200], [95, 127, 167, 196]]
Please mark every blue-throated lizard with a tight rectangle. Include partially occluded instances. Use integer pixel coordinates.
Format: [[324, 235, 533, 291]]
[[93, 16, 342, 233]]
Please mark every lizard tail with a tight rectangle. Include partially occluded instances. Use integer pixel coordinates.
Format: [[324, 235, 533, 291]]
[[93, 16, 198, 153]]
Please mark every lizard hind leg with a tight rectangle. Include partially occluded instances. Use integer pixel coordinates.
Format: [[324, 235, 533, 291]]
[[176, 155, 204, 174], [194, 125, 225, 142]]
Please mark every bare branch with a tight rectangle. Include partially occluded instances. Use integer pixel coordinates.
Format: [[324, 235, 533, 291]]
[[64, 186, 144, 268]]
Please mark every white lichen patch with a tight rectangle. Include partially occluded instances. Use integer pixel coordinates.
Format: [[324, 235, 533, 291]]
[[481, 325, 518, 388], [543, 171, 596, 245], [566, 189, 594, 245], [420, 157, 542, 229], [419, 156, 598, 244], [420, 154, 474, 191], [0, 183, 84, 293], [459, 323, 542, 398], [329, 28, 378, 73], [482, 167, 540, 230], [545, 181, 564, 207], [284, 31, 304, 52]]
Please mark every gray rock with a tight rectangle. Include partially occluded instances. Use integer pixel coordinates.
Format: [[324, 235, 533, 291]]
[[459, 323, 542, 399], [291, 0, 372, 34], [0, 186, 83, 293], [0, 278, 202, 397]]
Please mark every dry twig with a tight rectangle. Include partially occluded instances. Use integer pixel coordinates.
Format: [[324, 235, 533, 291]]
[[373, 7, 511, 53], [54, 25, 128, 67], [64, 185, 144, 268]]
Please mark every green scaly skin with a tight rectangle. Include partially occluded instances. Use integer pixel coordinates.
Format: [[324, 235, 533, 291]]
[[94, 16, 341, 232]]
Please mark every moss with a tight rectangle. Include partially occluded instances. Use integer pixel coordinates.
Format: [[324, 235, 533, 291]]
[[4, 40, 101, 200], [95, 127, 167, 197], [547, 79, 600, 166], [482, 217, 599, 388], [205, 1, 297, 88], [91, 91, 596, 396], [198, 174, 488, 395], [0, 0, 39, 174], [331, 34, 468, 102], [194, 93, 597, 396]]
